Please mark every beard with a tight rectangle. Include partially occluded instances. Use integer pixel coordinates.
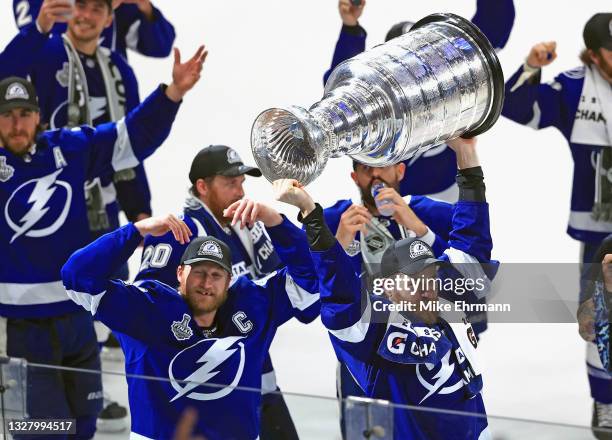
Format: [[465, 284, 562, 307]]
[[207, 190, 241, 225], [0, 130, 35, 156], [358, 176, 400, 210], [185, 289, 228, 315]]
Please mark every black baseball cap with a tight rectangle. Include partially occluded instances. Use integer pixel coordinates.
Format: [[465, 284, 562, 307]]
[[385, 21, 415, 42], [583, 13, 612, 51], [188, 145, 262, 184], [0, 77, 39, 114], [180, 236, 233, 274], [379, 237, 442, 278]]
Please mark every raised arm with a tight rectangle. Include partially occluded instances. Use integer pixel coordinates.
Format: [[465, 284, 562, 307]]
[[502, 42, 570, 131], [471, 0, 515, 50], [61, 214, 192, 340], [79, 45, 207, 180], [113, 1, 176, 57], [323, 0, 367, 85]]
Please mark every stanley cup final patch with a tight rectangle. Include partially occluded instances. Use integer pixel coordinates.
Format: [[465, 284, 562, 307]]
[[198, 240, 223, 259], [0, 157, 15, 182], [172, 314, 194, 341], [5, 82, 28, 100]]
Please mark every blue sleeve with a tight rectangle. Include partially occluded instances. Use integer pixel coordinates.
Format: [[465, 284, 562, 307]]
[[471, 0, 515, 50], [134, 217, 196, 287], [62, 223, 180, 342], [0, 22, 49, 78], [445, 201, 493, 264], [261, 217, 320, 327], [77, 85, 180, 181], [324, 24, 367, 86], [311, 242, 384, 363], [502, 65, 568, 132], [115, 4, 176, 58]]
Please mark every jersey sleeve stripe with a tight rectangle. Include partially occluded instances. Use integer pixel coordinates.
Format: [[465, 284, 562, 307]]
[[111, 118, 139, 171], [65, 289, 106, 315], [327, 296, 372, 343], [284, 275, 319, 311]]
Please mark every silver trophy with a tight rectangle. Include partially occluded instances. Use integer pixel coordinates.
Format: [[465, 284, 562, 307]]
[[251, 13, 504, 185]]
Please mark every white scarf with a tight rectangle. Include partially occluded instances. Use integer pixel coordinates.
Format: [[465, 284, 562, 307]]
[[571, 65, 612, 222]]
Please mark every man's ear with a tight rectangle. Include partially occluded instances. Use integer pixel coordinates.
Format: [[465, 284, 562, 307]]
[[588, 49, 600, 67], [396, 162, 406, 181], [196, 178, 210, 198], [177, 264, 186, 285], [350, 171, 359, 186]]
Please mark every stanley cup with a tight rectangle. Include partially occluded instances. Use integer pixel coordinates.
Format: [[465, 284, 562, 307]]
[[251, 13, 504, 185]]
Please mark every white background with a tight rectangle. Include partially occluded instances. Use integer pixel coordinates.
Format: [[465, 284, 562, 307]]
[[2, 0, 611, 436]]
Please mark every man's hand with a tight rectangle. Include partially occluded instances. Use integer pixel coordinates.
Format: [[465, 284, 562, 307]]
[[447, 136, 479, 170], [224, 199, 283, 229], [339, 0, 365, 27], [526, 41, 557, 68], [273, 179, 316, 217], [373, 189, 428, 236], [577, 298, 596, 342], [113, 0, 154, 19], [165, 45, 208, 103], [603, 254, 612, 293], [336, 204, 371, 250], [36, 0, 73, 33], [134, 214, 192, 244]]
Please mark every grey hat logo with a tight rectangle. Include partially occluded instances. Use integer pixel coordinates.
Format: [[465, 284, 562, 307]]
[[227, 148, 241, 164], [198, 240, 223, 259], [409, 240, 433, 259], [5, 83, 28, 101]]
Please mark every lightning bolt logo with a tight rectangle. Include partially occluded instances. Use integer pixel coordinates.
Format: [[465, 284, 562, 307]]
[[416, 351, 463, 403], [168, 336, 246, 402], [5, 169, 72, 243]]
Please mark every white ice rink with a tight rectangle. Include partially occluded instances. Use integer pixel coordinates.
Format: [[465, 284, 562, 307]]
[[1, 0, 610, 437]]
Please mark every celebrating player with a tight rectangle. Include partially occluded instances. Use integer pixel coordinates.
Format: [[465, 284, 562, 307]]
[[323, 0, 515, 201], [12, 0, 175, 60], [0, 45, 206, 438], [502, 13, 612, 434], [278, 136, 497, 439], [135, 145, 304, 439], [61, 180, 320, 440]]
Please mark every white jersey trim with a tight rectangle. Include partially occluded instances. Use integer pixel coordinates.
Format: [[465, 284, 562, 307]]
[[111, 118, 139, 171], [130, 433, 153, 440], [443, 248, 492, 300], [569, 211, 612, 233], [0, 281, 70, 305], [284, 275, 319, 311], [66, 289, 106, 315], [125, 20, 141, 51], [328, 296, 372, 344]]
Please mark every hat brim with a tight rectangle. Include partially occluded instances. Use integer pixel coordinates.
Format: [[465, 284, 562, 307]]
[[0, 101, 39, 114], [219, 165, 262, 178], [182, 257, 232, 274]]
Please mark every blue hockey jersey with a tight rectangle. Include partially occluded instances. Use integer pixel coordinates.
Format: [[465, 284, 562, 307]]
[[323, 196, 454, 276], [136, 194, 283, 286], [323, 0, 515, 199], [12, 0, 175, 59], [311, 200, 497, 439], [61, 217, 320, 440], [502, 64, 612, 243], [0, 22, 152, 237], [0, 86, 180, 318]]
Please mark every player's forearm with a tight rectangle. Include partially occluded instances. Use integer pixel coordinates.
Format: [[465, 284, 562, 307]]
[[0, 22, 48, 77], [122, 85, 181, 161], [267, 216, 317, 281], [62, 224, 143, 295], [135, 5, 176, 57]]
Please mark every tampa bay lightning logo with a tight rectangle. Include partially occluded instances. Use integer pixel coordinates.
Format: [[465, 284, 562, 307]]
[[5, 169, 72, 243], [416, 351, 463, 403], [168, 336, 245, 402]]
